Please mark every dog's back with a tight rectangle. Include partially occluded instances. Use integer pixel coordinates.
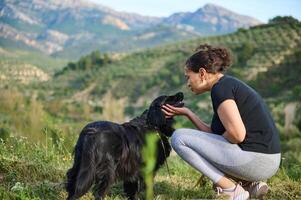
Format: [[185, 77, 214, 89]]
[[66, 121, 146, 199]]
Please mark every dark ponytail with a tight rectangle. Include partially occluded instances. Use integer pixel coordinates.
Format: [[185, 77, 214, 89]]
[[185, 44, 232, 73]]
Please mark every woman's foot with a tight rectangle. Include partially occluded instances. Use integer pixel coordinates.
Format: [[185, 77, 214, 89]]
[[216, 183, 249, 200], [242, 181, 268, 199]]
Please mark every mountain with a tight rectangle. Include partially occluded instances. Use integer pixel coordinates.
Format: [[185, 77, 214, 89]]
[[163, 3, 260, 35], [0, 0, 261, 60], [0, 0, 162, 57]]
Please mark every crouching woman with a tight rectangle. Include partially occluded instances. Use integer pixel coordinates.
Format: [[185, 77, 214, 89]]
[[162, 44, 281, 200]]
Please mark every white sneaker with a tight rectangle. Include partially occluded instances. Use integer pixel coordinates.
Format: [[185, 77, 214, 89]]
[[243, 181, 268, 199]]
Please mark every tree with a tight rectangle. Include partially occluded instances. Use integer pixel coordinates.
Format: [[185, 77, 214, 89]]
[[237, 42, 255, 65], [57, 50, 112, 74], [269, 16, 300, 25]]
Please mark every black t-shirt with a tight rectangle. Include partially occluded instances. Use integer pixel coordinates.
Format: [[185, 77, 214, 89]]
[[210, 75, 281, 154]]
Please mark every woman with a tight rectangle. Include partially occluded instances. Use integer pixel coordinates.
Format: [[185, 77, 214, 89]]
[[162, 44, 281, 200]]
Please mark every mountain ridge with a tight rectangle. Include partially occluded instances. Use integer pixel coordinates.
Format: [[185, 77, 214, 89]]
[[164, 3, 260, 33], [0, 0, 261, 59]]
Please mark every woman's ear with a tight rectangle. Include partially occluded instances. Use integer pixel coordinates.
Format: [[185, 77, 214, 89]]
[[198, 68, 206, 81]]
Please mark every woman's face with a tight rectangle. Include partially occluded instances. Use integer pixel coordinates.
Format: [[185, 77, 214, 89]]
[[184, 67, 208, 94]]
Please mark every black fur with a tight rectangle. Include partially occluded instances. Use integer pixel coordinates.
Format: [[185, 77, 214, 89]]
[[66, 92, 184, 200]]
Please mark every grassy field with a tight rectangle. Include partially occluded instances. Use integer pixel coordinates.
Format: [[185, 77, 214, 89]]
[[0, 128, 300, 200]]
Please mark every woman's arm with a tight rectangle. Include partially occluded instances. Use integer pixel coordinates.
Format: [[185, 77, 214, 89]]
[[161, 104, 212, 133], [186, 109, 212, 132], [217, 99, 246, 144]]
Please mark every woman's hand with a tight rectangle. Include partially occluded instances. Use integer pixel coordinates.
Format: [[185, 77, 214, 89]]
[[161, 104, 191, 118], [162, 104, 212, 132]]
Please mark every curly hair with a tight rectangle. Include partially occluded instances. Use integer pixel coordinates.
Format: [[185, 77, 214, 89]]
[[185, 44, 232, 73]]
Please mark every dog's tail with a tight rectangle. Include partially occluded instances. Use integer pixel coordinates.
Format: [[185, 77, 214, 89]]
[[66, 128, 97, 200]]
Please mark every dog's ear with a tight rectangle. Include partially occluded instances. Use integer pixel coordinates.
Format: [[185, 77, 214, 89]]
[[159, 118, 175, 137], [147, 106, 166, 127]]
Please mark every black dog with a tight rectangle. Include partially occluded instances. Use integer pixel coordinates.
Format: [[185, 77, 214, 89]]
[[66, 92, 184, 200]]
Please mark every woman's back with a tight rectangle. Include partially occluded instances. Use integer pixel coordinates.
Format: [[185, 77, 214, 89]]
[[211, 75, 281, 154]]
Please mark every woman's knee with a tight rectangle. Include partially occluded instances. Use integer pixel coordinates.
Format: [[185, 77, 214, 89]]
[[171, 128, 189, 148]]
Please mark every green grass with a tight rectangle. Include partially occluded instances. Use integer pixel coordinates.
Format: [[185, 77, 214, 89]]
[[0, 135, 69, 199], [0, 129, 300, 200], [0, 135, 214, 200]]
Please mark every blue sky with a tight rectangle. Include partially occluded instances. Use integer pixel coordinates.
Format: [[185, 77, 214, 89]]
[[89, 0, 301, 23]]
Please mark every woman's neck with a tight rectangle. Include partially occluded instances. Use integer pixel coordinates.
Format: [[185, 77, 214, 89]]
[[208, 73, 224, 90]]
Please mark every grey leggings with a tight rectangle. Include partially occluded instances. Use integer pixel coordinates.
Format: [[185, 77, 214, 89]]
[[171, 128, 281, 184]]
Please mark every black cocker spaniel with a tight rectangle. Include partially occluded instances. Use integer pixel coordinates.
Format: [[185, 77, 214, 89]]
[[66, 92, 184, 200]]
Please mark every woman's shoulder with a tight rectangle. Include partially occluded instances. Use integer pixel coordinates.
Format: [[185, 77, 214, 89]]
[[219, 75, 250, 88], [213, 75, 239, 90], [218, 75, 261, 100], [212, 74, 254, 98], [222, 75, 241, 82]]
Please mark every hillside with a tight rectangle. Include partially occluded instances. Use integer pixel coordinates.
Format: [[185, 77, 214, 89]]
[[1, 18, 299, 140], [1, 0, 260, 59], [0, 60, 49, 84], [0, 47, 68, 73], [51, 19, 301, 105], [38, 18, 301, 141]]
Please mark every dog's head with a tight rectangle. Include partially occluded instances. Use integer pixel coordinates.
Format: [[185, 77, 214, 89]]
[[147, 92, 184, 136]]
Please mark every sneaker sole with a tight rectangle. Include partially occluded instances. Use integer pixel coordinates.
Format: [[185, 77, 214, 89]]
[[256, 185, 269, 200], [234, 191, 249, 200]]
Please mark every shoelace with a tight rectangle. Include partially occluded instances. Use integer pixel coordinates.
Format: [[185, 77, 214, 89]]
[[216, 182, 243, 195], [216, 187, 223, 195]]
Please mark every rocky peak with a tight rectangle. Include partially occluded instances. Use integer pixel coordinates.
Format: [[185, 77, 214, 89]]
[[164, 3, 261, 34], [201, 3, 229, 14], [198, 3, 261, 25]]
